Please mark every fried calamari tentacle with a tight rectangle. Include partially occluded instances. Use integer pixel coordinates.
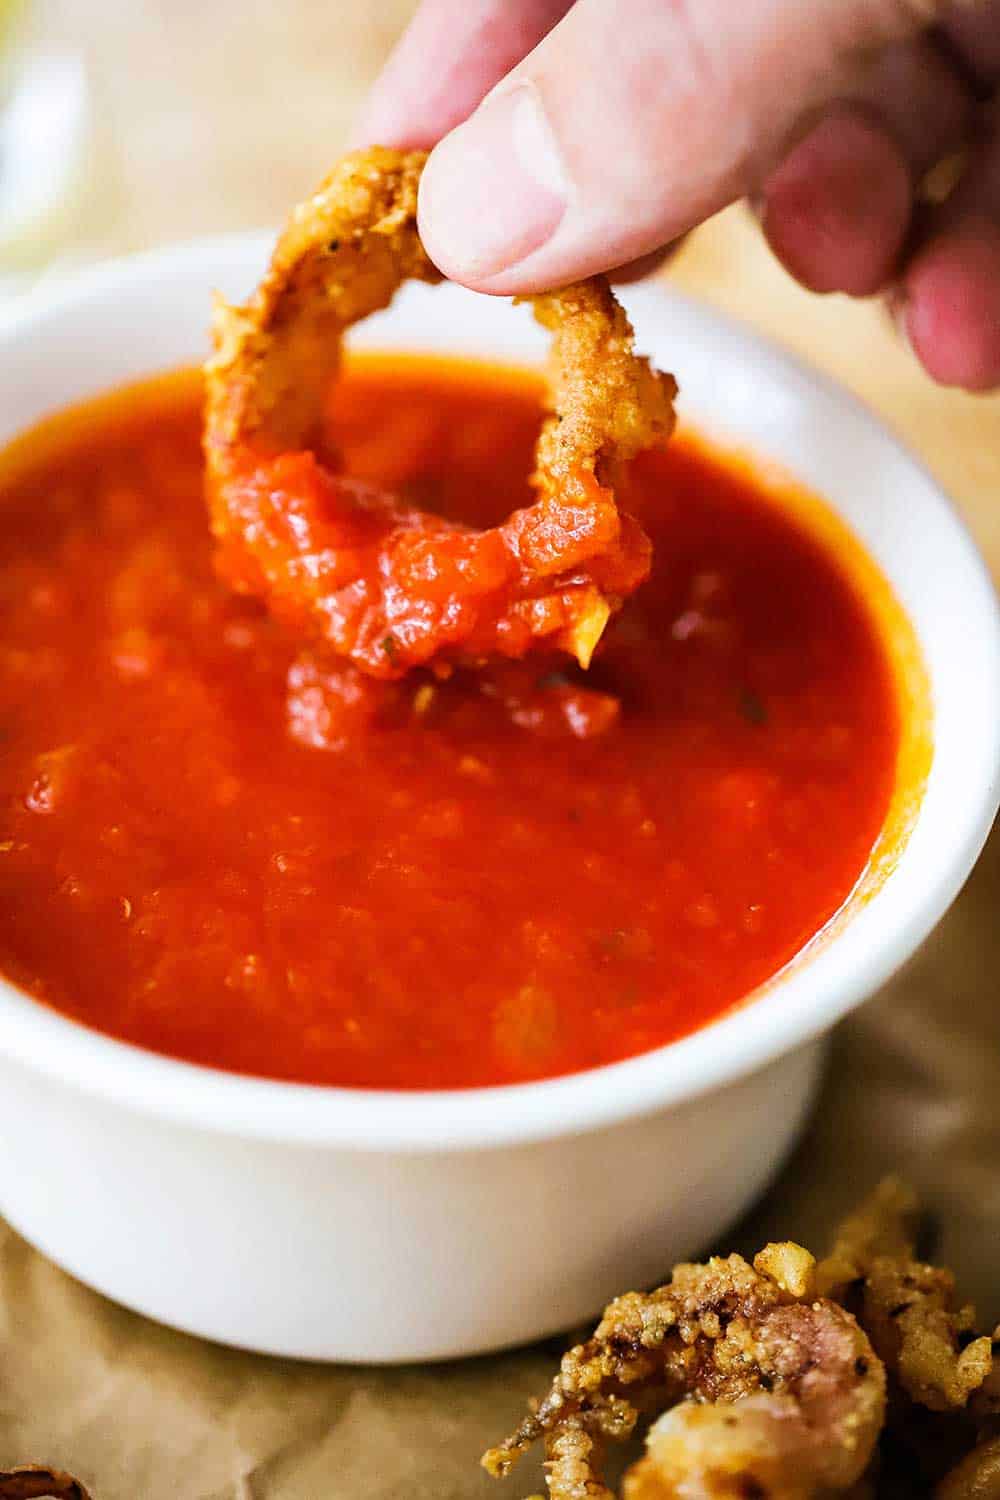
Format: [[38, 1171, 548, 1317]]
[[819, 1179, 996, 1412], [544, 1412, 627, 1500], [0, 1468, 93, 1499], [483, 1246, 884, 1500], [204, 148, 676, 679]]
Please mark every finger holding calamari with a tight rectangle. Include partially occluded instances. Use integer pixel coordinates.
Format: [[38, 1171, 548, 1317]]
[[204, 148, 676, 679]]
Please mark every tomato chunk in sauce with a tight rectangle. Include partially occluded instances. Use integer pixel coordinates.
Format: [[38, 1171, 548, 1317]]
[[0, 358, 900, 1089]]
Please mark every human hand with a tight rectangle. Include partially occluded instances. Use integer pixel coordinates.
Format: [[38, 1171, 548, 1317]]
[[356, 0, 1000, 391]]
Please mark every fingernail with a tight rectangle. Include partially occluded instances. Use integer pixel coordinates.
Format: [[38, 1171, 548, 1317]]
[[419, 83, 569, 281]]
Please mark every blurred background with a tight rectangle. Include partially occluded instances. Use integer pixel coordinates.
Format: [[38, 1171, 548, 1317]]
[[0, 0, 410, 272], [2, 0, 999, 564]]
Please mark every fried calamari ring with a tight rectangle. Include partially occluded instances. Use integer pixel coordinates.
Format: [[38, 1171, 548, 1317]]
[[204, 147, 676, 679], [482, 1244, 884, 1500]]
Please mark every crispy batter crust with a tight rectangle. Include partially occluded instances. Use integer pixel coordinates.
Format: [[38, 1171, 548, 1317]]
[[205, 148, 436, 459], [530, 281, 678, 501], [817, 1178, 996, 1413]]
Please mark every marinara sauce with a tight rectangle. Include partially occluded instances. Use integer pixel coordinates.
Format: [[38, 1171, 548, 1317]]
[[0, 359, 900, 1089]]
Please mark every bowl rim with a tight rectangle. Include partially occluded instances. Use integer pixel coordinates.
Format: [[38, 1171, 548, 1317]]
[[0, 233, 997, 1154]]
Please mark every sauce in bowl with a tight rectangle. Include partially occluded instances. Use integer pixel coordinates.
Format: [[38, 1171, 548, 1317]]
[[0, 356, 903, 1089]]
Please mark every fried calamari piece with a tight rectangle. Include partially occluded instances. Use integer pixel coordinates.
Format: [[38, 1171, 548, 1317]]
[[204, 148, 676, 679], [937, 1435, 1000, 1499], [818, 1178, 996, 1413], [816, 1181, 1000, 1493], [483, 1245, 884, 1500], [485, 1180, 1000, 1499], [529, 282, 676, 504], [206, 148, 436, 462], [862, 1259, 993, 1413], [543, 1408, 632, 1500], [0, 1467, 92, 1499], [815, 1177, 920, 1295]]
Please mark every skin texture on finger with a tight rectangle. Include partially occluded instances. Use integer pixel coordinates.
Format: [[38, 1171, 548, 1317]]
[[849, 36, 972, 173], [352, 0, 572, 149], [902, 217, 1000, 389], [609, 244, 679, 284], [417, 0, 959, 293], [760, 40, 971, 296], [762, 110, 915, 295]]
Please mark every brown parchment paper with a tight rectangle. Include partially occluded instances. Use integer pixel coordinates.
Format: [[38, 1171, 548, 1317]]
[[5, 4, 1000, 1496]]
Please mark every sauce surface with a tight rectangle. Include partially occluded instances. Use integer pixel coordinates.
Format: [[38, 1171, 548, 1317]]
[[0, 359, 901, 1089]]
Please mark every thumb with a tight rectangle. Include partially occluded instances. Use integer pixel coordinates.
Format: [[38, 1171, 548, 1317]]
[[417, 0, 950, 293]]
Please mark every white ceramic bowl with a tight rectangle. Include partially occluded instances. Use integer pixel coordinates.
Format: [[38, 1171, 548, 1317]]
[[0, 237, 997, 1363]]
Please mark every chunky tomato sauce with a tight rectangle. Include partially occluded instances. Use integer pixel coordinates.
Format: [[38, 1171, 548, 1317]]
[[0, 359, 900, 1089], [212, 444, 650, 677]]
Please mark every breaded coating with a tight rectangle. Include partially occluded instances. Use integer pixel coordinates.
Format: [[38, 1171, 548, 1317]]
[[483, 1247, 884, 1500], [206, 148, 436, 458], [544, 1415, 621, 1500], [531, 281, 678, 500], [204, 148, 676, 678], [817, 1178, 995, 1413], [623, 1301, 884, 1500]]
